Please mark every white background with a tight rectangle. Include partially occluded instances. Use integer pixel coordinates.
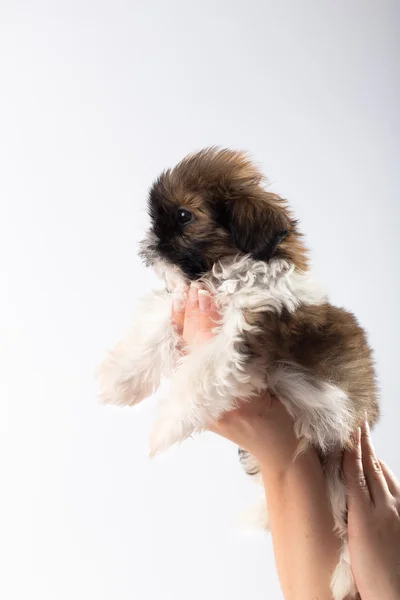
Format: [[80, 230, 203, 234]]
[[1, 2, 399, 599]]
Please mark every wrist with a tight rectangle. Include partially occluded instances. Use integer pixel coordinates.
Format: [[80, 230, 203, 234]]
[[241, 409, 300, 473], [259, 443, 322, 489]]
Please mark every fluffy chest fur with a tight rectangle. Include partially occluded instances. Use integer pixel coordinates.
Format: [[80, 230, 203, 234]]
[[152, 255, 378, 455]]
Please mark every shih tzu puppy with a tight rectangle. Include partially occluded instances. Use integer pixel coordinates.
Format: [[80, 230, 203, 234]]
[[99, 147, 379, 600]]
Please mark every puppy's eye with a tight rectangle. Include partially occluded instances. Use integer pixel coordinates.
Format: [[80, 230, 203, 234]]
[[176, 208, 194, 225]]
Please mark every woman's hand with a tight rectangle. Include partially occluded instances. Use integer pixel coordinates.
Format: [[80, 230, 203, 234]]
[[172, 283, 339, 600], [172, 283, 219, 346], [172, 283, 299, 474], [343, 423, 400, 600], [172, 283, 400, 599]]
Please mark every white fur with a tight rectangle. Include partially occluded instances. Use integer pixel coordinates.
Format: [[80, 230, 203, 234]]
[[98, 290, 181, 406], [150, 257, 352, 456], [325, 454, 348, 538], [331, 542, 358, 600], [100, 255, 357, 600], [269, 367, 353, 452], [237, 495, 269, 532]]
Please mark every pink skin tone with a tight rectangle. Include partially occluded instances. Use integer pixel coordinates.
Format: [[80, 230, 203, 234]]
[[172, 282, 400, 600], [343, 426, 400, 600]]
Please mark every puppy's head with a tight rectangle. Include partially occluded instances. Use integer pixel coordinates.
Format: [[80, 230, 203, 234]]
[[140, 147, 308, 280]]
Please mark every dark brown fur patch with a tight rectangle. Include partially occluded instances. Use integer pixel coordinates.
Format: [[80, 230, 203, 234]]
[[244, 303, 380, 430], [146, 147, 308, 278]]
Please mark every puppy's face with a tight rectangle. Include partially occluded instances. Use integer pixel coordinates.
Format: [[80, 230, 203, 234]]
[[140, 148, 307, 280]]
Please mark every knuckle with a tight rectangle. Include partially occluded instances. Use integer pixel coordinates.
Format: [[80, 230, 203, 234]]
[[370, 457, 382, 473], [356, 475, 369, 491], [381, 502, 400, 525]]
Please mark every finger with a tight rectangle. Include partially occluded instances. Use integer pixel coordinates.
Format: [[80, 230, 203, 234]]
[[183, 282, 201, 341], [198, 291, 220, 338], [379, 460, 400, 499], [360, 420, 391, 506], [208, 297, 221, 331], [172, 290, 187, 335], [198, 290, 213, 333], [186, 281, 200, 313], [202, 294, 221, 332], [343, 427, 372, 509]]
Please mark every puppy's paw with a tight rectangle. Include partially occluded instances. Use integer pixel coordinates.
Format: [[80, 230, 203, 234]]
[[98, 289, 179, 407], [149, 411, 196, 456], [98, 350, 154, 407]]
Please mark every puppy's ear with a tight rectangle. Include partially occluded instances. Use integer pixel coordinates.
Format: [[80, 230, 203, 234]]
[[219, 192, 291, 261]]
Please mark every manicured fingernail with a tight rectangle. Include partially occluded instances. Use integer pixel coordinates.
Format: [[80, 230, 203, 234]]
[[364, 412, 370, 431], [198, 289, 211, 313], [173, 291, 186, 312], [188, 282, 200, 304]]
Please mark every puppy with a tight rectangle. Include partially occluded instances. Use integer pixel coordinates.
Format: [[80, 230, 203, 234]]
[[99, 147, 379, 600]]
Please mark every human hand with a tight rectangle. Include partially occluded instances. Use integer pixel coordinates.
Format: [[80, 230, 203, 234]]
[[172, 283, 302, 473], [343, 422, 400, 600], [172, 283, 340, 600], [172, 282, 219, 347]]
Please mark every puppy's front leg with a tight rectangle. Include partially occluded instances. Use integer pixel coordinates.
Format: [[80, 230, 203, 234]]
[[99, 290, 181, 406], [150, 331, 260, 454]]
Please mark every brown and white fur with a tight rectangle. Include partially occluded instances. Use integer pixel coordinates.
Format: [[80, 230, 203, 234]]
[[99, 148, 379, 600]]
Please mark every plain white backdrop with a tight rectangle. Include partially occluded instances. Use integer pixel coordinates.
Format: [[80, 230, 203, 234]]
[[0, 2, 399, 599]]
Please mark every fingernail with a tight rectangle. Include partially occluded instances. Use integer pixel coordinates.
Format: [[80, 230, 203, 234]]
[[188, 282, 200, 304], [198, 289, 211, 313], [173, 291, 186, 312], [364, 413, 370, 432]]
